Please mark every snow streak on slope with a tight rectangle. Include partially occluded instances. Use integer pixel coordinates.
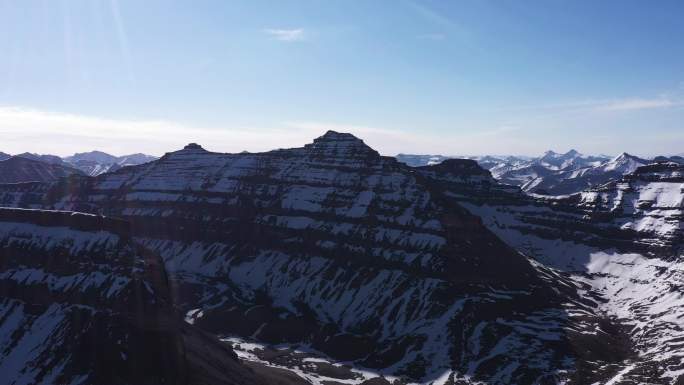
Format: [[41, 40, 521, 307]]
[[582, 252, 684, 381]]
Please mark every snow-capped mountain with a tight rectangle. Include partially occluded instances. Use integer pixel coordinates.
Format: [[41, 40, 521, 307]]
[[492, 150, 613, 193], [535, 149, 607, 171], [599, 152, 650, 174], [0, 156, 84, 183], [0, 132, 646, 384], [395, 153, 531, 171], [0, 150, 157, 182], [398, 150, 660, 196], [63, 150, 157, 166], [63, 151, 157, 176], [519, 152, 651, 195], [64, 150, 120, 164]]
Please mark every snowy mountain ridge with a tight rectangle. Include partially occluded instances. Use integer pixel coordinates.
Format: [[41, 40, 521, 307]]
[[397, 149, 666, 195], [0, 150, 158, 178]]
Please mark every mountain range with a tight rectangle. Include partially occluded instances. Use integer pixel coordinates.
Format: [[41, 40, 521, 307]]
[[397, 150, 683, 195], [0, 132, 682, 384], [0, 150, 157, 183]]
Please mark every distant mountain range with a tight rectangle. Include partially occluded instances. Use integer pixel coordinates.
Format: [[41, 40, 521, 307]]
[[63, 151, 157, 176], [397, 150, 684, 195], [0, 150, 157, 182]]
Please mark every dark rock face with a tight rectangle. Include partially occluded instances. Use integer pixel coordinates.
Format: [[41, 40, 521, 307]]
[[0, 156, 84, 184], [0, 181, 51, 208], [0, 132, 632, 383], [0, 208, 301, 385], [0, 208, 186, 385], [15, 152, 68, 166]]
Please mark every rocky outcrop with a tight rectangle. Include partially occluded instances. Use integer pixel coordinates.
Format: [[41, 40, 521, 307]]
[[0, 208, 304, 385], [0, 208, 186, 384]]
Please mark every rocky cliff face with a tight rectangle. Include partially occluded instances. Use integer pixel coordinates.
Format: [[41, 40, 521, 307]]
[[0, 208, 188, 385], [575, 161, 683, 252], [0, 132, 629, 384], [0, 208, 305, 385], [417, 159, 683, 267], [415, 159, 684, 384]]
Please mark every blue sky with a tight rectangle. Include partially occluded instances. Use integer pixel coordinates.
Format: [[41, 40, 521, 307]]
[[1, 0, 683, 156]]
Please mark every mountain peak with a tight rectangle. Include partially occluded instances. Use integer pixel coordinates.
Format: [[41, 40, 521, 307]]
[[317, 130, 362, 142], [182, 143, 206, 151], [613, 152, 637, 162], [602, 152, 648, 173], [304, 131, 379, 160]]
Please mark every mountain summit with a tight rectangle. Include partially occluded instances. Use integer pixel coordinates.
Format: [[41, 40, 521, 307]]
[[302, 130, 379, 161]]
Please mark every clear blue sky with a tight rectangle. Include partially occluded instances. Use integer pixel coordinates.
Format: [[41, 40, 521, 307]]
[[1, 0, 683, 157]]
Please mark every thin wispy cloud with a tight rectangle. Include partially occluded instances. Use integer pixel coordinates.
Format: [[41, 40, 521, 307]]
[[109, 0, 135, 81], [264, 28, 305, 42], [0, 106, 301, 156], [1, 105, 681, 159], [0, 106, 431, 156], [596, 97, 684, 111], [498, 95, 684, 114]]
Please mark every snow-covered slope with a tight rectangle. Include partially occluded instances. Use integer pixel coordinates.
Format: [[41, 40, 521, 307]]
[[0, 132, 627, 384], [415, 160, 684, 383]]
